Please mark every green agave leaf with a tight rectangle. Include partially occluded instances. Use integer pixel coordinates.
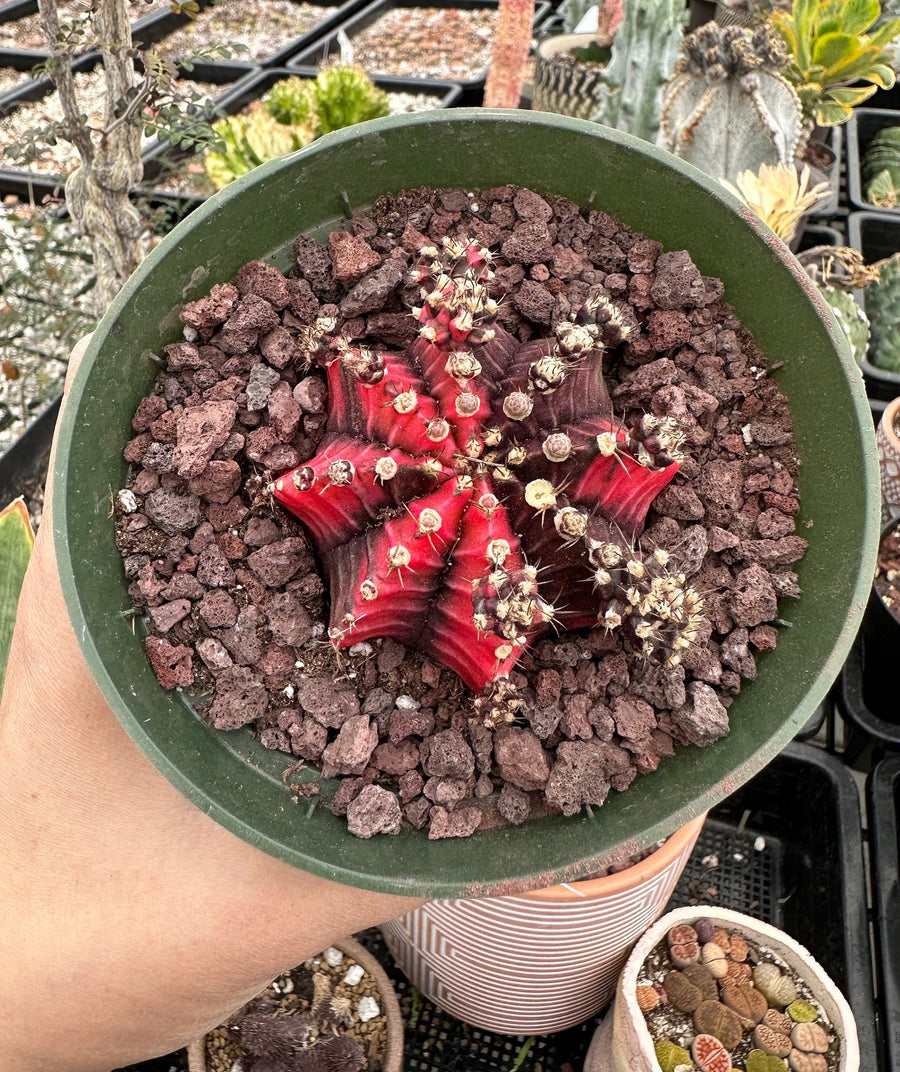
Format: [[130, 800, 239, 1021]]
[[0, 498, 34, 697], [824, 47, 896, 84]]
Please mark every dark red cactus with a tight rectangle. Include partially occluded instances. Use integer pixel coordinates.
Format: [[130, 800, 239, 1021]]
[[273, 237, 701, 706]]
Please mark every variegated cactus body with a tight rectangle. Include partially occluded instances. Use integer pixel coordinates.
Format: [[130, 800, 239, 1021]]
[[271, 238, 703, 713], [590, 0, 688, 143], [658, 23, 805, 188], [818, 285, 870, 367]]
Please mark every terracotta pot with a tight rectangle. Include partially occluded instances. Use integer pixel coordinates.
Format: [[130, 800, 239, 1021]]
[[380, 813, 705, 1034], [532, 33, 611, 120], [877, 395, 900, 525], [186, 937, 403, 1072], [583, 905, 860, 1072]]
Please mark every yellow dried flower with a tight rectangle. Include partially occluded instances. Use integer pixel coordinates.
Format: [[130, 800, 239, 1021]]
[[722, 163, 832, 245]]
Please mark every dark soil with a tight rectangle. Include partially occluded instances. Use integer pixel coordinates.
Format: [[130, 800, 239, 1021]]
[[638, 919, 840, 1072], [201, 945, 391, 1072], [115, 183, 806, 840]]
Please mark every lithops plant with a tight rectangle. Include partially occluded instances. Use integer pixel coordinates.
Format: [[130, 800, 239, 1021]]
[[589, 0, 688, 143], [866, 253, 900, 373], [272, 236, 702, 722], [658, 22, 805, 189]]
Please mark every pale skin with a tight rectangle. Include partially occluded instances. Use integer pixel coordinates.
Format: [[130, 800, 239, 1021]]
[[0, 339, 424, 1072]]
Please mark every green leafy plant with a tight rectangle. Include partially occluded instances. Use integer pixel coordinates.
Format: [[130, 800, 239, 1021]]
[[771, 0, 900, 126], [0, 499, 34, 697], [204, 69, 389, 189], [866, 252, 900, 372]]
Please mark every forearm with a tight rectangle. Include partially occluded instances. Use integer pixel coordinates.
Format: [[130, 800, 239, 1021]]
[[0, 528, 422, 1072]]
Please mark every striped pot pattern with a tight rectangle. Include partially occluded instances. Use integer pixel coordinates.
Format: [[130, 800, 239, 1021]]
[[532, 33, 610, 121], [380, 813, 706, 1035], [876, 395, 900, 525]]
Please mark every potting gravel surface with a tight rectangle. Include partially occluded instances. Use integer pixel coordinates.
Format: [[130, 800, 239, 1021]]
[[153, 0, 340, 63], [0, 69, 222, 176], [115, 183, 807, 841], [342, 7, 497, 80], [0, 0, 164, 50]]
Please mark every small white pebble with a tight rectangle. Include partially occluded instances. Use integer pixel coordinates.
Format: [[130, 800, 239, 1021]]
[[741, 423, 753, 446], [182, 325, 198, 341], [754, 836, 766, 852], [311, 623, 325, 637], [348, 641, 374, 657], [733, 852, 744, 862], [395, 694, 420, 711], [117, 489, 139, 513], [294, 660, 305, 669], [701, 854, 719, 868], [343, 964, 365, 986], [322, 946, 344, 967], [283, 684, 295, 699], [357, 996, 380, 1022]]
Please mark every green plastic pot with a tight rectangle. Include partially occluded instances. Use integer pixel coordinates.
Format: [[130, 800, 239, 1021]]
[[53, 109, 879, 898]]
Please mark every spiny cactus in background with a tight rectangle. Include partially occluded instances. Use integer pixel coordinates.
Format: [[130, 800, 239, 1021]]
[[307, 65, 390, 135], [722, 162, 831, 244], [818, 285, 870, 366], [658, 23, 805, 189], [797, 245, 874, 366], [204, 69, 389, 188], [272, 238, 702, 719], [589, 0, 687, 143], [863, 125, 900, 208], [866, 253, 900, 373]]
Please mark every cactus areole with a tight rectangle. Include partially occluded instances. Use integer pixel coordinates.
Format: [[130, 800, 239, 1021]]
[[269, 237, 700, 720]]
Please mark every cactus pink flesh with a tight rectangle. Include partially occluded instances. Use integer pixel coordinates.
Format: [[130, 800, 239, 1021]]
[[273, 239, 684, 693]]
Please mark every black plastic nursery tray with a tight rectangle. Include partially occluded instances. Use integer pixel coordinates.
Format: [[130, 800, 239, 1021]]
[[376, 743, 878, 1070], [848, 210, 900, 402], [102, 743, 881, 1072], [868, 755, 900, 1072], [130, 0, 369, 69], [287, 0, 550, 104], [0, 54, 251, 202], [847, 108, 900, 217], [139, 65, 463, 205]]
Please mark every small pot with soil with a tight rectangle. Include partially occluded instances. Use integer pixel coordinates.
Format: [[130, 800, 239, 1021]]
[[532, 32, 613, 119], [186, 937, 403, 1072], [584, 906, 860, 1072], [52, 110, 878, 899]]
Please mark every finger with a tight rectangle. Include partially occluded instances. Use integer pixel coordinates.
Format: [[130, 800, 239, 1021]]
[[64, 332, 93, 395]]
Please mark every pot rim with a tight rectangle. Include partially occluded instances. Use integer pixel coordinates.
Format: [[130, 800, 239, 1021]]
[[618, 906, 860, 1072], [51, 108, 880, 897], [523, 812, 707, 902], [879, 394, 900, 451]]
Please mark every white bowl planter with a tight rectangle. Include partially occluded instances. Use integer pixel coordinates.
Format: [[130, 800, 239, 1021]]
[[583, 905, 860, 1072]]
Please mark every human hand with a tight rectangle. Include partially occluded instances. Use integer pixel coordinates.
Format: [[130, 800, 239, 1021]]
[[0, 338, 424, 1072]]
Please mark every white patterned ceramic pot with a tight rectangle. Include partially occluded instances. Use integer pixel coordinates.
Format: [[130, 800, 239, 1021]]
[[877, 396, 900, 525], [583, 906, 860, 1072], [380, 813, 705, 1034], [532, 33, 610, 120]]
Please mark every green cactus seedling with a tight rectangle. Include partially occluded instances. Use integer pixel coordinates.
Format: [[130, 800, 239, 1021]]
[[818, 285, 870, 366], [866, 252, 900, 373], [204, 68, 389, 190], [862, 125, 900, 207]]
